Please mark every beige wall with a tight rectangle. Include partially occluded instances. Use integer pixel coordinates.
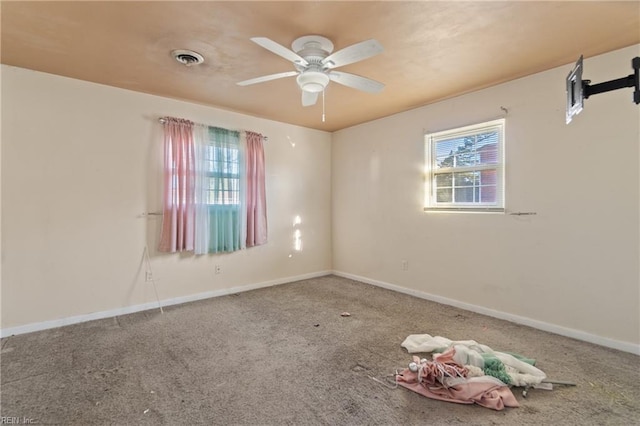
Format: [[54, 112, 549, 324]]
[[332, 45, 640, 348], [2, 45, 639, 351], [1, 65, 332, 329]]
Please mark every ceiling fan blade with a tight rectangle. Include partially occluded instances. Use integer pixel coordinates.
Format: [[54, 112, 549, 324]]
[[237, 71, 298, 86], [322, 39, 383, 69], [329, 71, 385, 93], [250, 37, 308, 66], [301, 91, 319, 106]]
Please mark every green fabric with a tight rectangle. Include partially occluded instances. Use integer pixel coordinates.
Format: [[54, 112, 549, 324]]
[[208, 205, 241, 253], [480, 354, 511, 384], [206, 127, 244, 253]]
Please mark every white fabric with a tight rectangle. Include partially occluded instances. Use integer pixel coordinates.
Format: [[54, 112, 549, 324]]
[[465, 365, 485, 377], [401, 334, 479, 353], [194, 124, 210, 255], [446, 344, 486, 367]]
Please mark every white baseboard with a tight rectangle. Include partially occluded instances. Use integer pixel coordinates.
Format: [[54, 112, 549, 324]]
[[0, 270, 332, 338], [332, 270, 640, 356], [5, 269, 638, 356]]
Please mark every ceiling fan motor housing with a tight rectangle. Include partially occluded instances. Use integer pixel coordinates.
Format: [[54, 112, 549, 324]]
[[297, 71, 330, 93]]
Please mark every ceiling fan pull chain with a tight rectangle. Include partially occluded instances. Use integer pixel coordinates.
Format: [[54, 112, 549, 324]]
[[322, 89, 326, 122]]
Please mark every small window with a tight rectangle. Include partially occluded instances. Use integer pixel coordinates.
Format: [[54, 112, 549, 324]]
[[425, 119, 504, 212], [203, 132, 241, 206]]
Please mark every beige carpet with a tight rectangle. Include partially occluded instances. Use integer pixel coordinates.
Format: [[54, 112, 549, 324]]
[[1, 275, 638, 425]]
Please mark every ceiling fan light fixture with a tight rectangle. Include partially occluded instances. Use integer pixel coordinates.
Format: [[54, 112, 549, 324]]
[[297, 71, 329, 93]]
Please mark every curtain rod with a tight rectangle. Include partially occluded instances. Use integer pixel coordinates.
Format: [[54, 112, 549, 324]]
[[158, 117, 268, 141]]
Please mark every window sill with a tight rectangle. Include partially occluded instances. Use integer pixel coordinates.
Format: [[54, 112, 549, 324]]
[[423, 207, 505, 214]]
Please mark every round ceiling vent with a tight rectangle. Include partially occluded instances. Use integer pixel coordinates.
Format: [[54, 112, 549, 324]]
[[171, 49, 204, 66]]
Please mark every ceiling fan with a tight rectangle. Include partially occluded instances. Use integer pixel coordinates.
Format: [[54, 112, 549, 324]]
[[237, 35, 384, 107]]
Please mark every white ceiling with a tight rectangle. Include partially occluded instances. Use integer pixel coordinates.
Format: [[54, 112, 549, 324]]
[[2, 1, 639, 131]]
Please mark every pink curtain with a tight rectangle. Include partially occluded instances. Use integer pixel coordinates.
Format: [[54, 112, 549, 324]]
[[158, 118, 196, 252], [245, 131, 268, 247]]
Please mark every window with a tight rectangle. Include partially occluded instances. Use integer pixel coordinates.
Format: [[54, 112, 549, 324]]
[[159, 118, 267, 255], [425, 119, 504, 212], [203, 141, 240, 206]]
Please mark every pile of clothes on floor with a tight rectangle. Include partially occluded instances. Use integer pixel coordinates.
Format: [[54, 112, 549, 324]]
[[396, 334, 547, 411]]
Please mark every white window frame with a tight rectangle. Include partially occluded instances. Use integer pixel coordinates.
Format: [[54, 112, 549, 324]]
[[203, 141, 241, 206], [424, 119, 505, 212]]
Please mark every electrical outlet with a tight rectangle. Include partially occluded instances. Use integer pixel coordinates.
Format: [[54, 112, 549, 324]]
[[401, 260, 409, 271], [215, 265, 222, 274], [145, 271, 154, 282]]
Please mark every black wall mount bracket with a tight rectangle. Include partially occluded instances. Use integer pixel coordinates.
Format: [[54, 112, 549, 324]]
[[583, 56, 640, 103]]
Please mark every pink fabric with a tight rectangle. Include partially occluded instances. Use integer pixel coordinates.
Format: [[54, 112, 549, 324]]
[[158, 118, 196, 252], [245, 131, 268, 247], [396, 353, 519, 411]]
